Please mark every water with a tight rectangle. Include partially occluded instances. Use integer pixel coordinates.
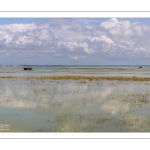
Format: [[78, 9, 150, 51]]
[[0, 66, 150, 132], [1, 65, 150, 77]]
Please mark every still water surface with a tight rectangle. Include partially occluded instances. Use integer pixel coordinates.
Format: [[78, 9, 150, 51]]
[[0, 66, 150, 132], [1, 65, 150, 77]]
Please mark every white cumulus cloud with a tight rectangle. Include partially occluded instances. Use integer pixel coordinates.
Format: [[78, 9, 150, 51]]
[[100, 18, 120, 29], [0, 18, 150, 64], [0, 23, 37, 32]]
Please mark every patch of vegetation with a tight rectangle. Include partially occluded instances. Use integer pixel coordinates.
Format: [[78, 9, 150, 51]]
[[111, 92, 149, 109], [119, 115, 150, 131], [25, 75, 150, 81], [2, 75, 150, 81], [0, 76, 18, 79]]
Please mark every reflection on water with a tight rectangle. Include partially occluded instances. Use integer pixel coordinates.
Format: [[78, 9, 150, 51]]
[[0, 78, 150, 132]]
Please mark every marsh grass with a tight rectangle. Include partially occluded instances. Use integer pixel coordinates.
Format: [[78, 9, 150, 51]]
[[1, 75, 150, 81], [25, 75, 150, 81], [119, 116, 150, 131], [78, 80, 87, 84], [95, 117, 109, 124], [0, 76, 18, 79], [111, 92, 149, 110]]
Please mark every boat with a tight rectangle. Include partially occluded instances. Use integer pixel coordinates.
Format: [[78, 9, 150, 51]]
[[23, 67, 32, 70]]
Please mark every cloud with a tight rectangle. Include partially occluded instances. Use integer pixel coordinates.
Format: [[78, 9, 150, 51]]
[[57, 41, 94, 54], [58, 41, 79, 51], [134, 25, 143, 36], [121, 20, 131, 30], [16, 35, 34, 45], [70, 56, 86, 60], [0, 29, 14, 43], [100, 18, 120, 29], [0, 23, 37, 32], [36, 29, 53, 41], [0, 18, 150, 64], [108, 20, 133, 37], [91, 35, 114, 44]]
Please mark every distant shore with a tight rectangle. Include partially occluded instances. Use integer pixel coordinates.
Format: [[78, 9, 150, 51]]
[[2, 75, 150, 81]]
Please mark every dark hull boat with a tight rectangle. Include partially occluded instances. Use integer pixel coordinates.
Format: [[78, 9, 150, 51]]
[[23, 67, 32, 70]]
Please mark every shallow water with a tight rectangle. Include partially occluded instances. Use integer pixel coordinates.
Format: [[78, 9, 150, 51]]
[[1, 65, 150, 77], [0, 78, 150, 132]]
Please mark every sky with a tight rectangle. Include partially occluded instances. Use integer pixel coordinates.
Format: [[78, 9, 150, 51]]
[[0, 18, 150, 65]]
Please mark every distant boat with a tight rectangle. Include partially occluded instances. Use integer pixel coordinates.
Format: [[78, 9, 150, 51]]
[[23, 67, 32, 70], [139, 66, 142, 68]]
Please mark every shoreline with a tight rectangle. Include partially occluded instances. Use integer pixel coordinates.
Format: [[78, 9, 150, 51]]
[[1, 75, 150, 81]]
